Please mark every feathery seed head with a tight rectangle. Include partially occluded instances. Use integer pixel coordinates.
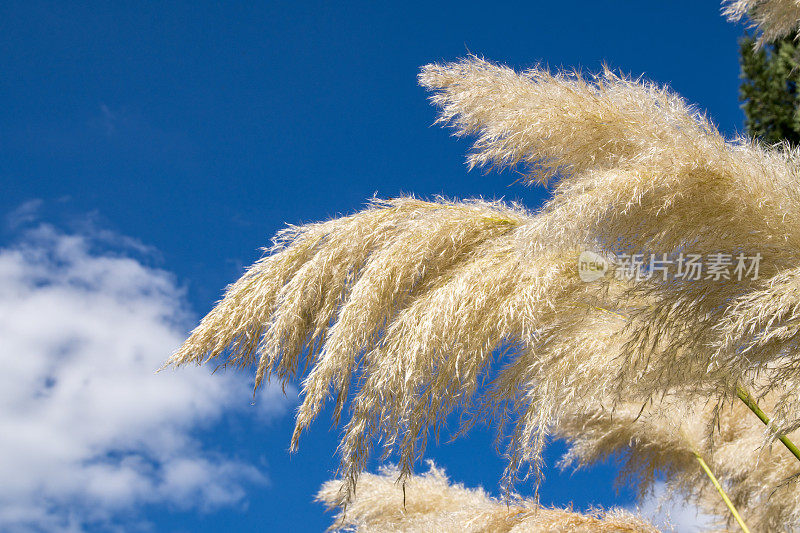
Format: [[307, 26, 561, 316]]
[[316, 462, 659, 533], [723, 0, 800, 47], [168, 56, 800, 515]]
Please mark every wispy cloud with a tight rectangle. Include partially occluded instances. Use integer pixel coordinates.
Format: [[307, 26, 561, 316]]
[[0, 215, 294, 531], [5, 199, 43, 230], [634, 482, 718, 532]]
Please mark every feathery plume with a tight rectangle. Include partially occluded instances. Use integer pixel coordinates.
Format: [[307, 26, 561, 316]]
[[421, 56, 800, 435], [557, 391, 800, 532], [419, 57, 723, 185], [168, 56, 800, 511], [723, 0, 800, 46], [316, 462, 659, 533]]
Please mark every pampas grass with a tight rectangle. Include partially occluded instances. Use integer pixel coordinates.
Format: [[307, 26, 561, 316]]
[[420, 56, 800, 436], [557, 390, 800, 532], [723, 0, 800, 46], [165, 56, 800, 519], [166, 7, 800, 525], [316, 462, 659, 533]]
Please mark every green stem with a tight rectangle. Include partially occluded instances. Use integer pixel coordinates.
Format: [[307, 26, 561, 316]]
[[693, 452, 750, 533], [736, 385, 800, 462]]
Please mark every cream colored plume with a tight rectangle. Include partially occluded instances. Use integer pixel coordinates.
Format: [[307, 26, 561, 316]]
[[557, 391, 800, 532], [420, 56, 800, 435], [316, 462, 659, 533], [167, 56, 800, 512], [723, 0, 800, 46], [166, 194, 614, 500]]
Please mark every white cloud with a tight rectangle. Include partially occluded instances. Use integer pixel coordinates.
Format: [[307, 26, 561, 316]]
[[0, 221, 294, 531], [5, 199, 43, 229], [635, 482, 718, 532]]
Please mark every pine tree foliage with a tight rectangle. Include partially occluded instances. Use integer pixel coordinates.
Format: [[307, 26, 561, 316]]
[[740, 31, 800, 145]]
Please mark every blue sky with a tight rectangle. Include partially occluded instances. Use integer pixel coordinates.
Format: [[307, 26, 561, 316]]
[[0, 2, 746, 531]]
